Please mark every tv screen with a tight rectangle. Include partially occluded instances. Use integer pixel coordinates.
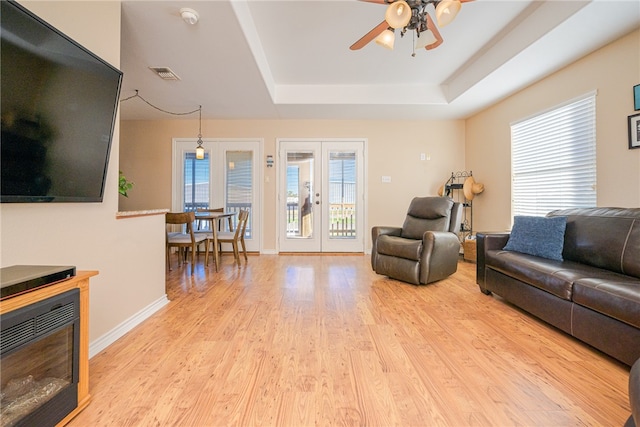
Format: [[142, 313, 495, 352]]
[[1, 0, 123, 203]]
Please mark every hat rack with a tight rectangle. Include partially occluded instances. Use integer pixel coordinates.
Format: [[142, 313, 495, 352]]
[[441, 171, 484, 242]]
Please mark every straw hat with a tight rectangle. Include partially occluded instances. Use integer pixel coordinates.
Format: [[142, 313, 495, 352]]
[[463, 176, 484, 200]]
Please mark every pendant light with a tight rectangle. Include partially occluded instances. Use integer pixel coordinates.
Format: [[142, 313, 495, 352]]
[[195, 105, 205, 160]]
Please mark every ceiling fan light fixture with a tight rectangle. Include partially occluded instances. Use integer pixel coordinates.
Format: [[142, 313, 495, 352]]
[[375, 28, 395, 50], [415, 29, 437, 50], [385, 1, 412, 29], [435, 0, 461, 27]]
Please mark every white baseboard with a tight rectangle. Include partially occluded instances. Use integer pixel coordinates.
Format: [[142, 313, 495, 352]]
[[89, 295, 170, 358]]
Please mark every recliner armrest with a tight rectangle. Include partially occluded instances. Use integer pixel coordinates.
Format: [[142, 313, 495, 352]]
[[420, 231, 461, 284], [372, 226, 402, 240], [371, 226, 403, 269], [421, 231, 460, 259]]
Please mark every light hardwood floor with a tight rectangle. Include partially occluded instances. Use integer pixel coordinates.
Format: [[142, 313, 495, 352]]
[[68, 255, 631, 426]]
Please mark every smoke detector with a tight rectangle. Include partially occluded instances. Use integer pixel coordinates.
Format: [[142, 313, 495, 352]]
[[180, 8, 199, 25], [149, 67, 180, 81]]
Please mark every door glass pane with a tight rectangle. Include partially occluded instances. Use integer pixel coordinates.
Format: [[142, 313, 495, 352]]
[[183, 152, 209, 211], [286, 152, 314, 239], [328, 151, 356, 239], [226, 151, 252, 237]]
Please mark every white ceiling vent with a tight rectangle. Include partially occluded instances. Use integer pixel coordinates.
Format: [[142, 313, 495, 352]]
[[149, 67, 180, 81]]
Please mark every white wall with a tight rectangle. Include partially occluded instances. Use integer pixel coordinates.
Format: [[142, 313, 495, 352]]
[[1, 1, 168, 353]]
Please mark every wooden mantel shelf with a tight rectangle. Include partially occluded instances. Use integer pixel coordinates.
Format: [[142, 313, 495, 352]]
[[0, 270, 98, 427]]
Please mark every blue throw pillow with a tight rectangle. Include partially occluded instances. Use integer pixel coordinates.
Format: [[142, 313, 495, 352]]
[[503, 215, 567, 261]]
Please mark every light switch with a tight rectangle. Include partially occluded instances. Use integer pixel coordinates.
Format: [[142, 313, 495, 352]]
[[382, 176, 391, 183]]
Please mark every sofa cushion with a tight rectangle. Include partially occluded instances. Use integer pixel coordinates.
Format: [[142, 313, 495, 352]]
[[401, 197, 453, 239], [486, 250, 608, 300], [377, 235, 422, 261], [572, 274, 640, 329], [503, 215, 567, 261]]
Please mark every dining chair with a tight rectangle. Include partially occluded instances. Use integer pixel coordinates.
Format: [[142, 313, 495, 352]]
[[166, 211, 209, 275], [210, 209, 249, 264]]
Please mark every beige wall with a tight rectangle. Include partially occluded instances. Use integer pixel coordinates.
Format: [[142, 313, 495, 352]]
[[2, 2, 167, 348], [120, 119, 466, 251], [466, 30, 640, 233]]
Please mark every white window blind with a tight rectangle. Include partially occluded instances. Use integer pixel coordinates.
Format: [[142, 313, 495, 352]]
[[511, 94, 596, 217], [226, 150, 253, 236], [183, 152, 210, 211]]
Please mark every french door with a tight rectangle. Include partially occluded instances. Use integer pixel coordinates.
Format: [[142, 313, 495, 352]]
[[172, 138, 261, 252], [277, 139, 366, 253]]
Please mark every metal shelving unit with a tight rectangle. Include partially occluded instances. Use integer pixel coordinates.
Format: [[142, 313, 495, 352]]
[[442, 170, 474, 242]]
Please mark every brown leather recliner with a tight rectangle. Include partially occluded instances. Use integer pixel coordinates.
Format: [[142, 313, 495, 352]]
[[371, 196, 462, 285]]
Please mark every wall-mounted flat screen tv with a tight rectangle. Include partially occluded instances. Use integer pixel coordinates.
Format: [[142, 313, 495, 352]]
[[1, 0, 123, 203]]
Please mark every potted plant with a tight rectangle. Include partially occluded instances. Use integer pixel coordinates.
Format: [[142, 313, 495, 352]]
[[119, 171, 134, 197]]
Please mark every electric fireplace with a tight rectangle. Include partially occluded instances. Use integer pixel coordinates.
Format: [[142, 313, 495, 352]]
[[1, 289, 80, 427]]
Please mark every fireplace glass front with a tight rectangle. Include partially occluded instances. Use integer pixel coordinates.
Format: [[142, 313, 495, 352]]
[[1, 289, 79, 427]]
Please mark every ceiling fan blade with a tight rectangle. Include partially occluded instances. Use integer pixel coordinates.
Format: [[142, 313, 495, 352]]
[[424, 13, 443, 50], [350, 20, 389, 50]]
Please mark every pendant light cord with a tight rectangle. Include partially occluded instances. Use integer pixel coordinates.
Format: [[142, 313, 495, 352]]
[[120, 90, 201, 116], [198, 105, 202, 138]]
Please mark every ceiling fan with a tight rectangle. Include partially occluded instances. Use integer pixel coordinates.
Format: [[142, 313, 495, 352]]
[[350, 0, 473, 52]]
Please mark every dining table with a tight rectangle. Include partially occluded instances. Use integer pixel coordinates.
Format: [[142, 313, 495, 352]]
[[194, 210, 237, 271]]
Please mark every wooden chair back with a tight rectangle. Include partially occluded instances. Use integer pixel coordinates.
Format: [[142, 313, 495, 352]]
[[216, 209, 250, 263], [166, 211, 195, 227]]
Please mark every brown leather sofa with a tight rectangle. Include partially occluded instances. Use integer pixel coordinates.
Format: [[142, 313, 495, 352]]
[[371, 196, 462, 285], [477, 207, 640, 366]]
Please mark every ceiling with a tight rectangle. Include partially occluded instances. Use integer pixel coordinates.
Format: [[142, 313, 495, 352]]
[[119, 0, 640, 121]]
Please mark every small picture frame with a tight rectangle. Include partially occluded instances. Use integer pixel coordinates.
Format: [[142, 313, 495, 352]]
[[635, 84, 640, 111], [629, 113, 640, 149]]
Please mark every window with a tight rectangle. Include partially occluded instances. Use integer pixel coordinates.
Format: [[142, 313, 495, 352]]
[[226, 150, 253, 237], [328, 151, 357, 238], [511, 93, 596, 216], [183, 152, 209, 211]]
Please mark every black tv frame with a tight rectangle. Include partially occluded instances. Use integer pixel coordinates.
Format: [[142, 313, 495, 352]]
[[0, 0, 123, 203]]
